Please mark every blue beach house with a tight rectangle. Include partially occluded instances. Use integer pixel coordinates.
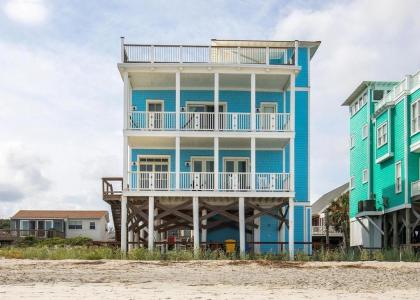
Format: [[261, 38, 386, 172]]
[[103, 38, 320, 258]]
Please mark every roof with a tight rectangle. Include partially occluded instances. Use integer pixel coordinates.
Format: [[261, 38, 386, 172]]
[[211, 39, 321, 59], [11, 210, 109, 221], [342, 81, 399, 106], [312, 183, 349, 215]]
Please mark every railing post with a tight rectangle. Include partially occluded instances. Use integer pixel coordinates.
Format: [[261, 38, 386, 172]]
[[294, 40, 299, 66], [150, 45, 155, 63], [179, 45, 183, 63], [237, 47, 241, 64], [251, 73, 256, 131], [214, 137, 219, 191], [265, 47, 269, 65], [120, 36, 125, 62], [251, 137, 256, 190], [214, 73, 219, 130], [175, 136, 180, 190], [176, 72, 180, 130]]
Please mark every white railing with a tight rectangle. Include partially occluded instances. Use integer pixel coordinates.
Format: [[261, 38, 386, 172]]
[[219, 172, 251, 191], [180, 172, 214, 191], [129, 172, 176, 191], [411, 180, 420, 198], [180, 112, 214, 130], [219, 113, 251, 131], [128, 172, 290, 192], [129, 111, 176, 130], [255, 173, 290, 191], [256, 113, 291, 131], [375, 71, 420, 112], [312, 226, 342, 235], [123, 44, 295, 66]]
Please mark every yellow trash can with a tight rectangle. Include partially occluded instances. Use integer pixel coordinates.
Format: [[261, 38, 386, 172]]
[[225, 239, 236, 254]]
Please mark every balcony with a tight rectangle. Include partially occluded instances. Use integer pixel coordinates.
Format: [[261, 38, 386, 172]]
[[122, 44, 295, 66], [128, 111, 291, 132], [411, 180, 420, 199], [128, 172, 290, 192]]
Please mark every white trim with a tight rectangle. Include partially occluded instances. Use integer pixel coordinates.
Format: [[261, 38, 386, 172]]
[[130, 146, 287, 151], [133, 86, 287, 92], [350, 176, 355, 190], [375, 152, 394, 164], [136, 155, 171, 172], [410, 98, 420, 136], [376, 122, 388, 149], [146, 99, 164, 112], [222, 157, 250, 172], [362, 169, 368, 184], [395, 161, 402, 194], [191, 156, 214, 172], [125, 130, 295, 139], [294, 201, 311, 206], [259, 102, 278, 113], [350, 134, 355, 149], [362, 124, 368, 140], [124, 190, 295, 198], [410, 140, 420, 152], [185, 101, 227, 112]]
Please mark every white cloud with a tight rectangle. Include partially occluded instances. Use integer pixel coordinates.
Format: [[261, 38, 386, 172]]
[[273, 0, 420, 201], [3, 0, 48, 24]]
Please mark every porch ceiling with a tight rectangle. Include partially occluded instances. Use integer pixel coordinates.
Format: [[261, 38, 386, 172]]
[[129, 72, 289, 91], [128, 136, 289, 149]]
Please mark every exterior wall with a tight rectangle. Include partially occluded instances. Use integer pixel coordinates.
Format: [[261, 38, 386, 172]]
[[65, 217, 108, 241], [349, 95, 369, 218]]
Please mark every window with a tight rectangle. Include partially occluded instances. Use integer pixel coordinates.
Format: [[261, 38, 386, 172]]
[[362, 124, 368, 140], [350, 135, 355, 149], [362, 169, 368, 184], [89, 222, 96, 230], [395, 162, 402, 193], [68, 220, 82, 230], [362, 93, 368, 105], [350, 176, 355, 190], [411, 99, 420, 135], [377, 122, 388, 148]]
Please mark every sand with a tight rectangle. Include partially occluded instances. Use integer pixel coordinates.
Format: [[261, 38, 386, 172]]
[[0, 259, 419, 299]]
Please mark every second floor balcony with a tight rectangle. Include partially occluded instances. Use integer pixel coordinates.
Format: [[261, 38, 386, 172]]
[[128, 111, 291, 132], [128, 171, 290, 192]]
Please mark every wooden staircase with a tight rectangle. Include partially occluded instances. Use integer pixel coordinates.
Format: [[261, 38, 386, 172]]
[[102, 177, 123, 243]]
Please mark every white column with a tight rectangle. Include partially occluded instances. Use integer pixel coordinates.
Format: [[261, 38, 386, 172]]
[[120, 36, 125, 62], [140, 225, 145, 247], [176, 72, 180, 130], [214, 137, 219, 191], [175, 136, 180, 189], [288, 198, 295, 260], [123, 136, 128, 191], [294, 40, 299, 67], [201, 209, 207, 243], [251, 137, 256, 190], [239, 197, 246, 256], [121, 196, 128, 254], [214, 73, 219, 130], [193, 197, 200, 254], [123, 71, 129, 129], [290, 73, 295, 192], [251, 73, 256, 131], [290, 73, 295, 131], [134, 231, 139, 249], [128, 226, 133, 251], [253, 209, 260, 254], [148, 196, 155, 251]]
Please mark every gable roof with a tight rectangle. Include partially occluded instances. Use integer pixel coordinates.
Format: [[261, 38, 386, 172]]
[[11, 210, 109, 221], [312, 183, 349, 215]]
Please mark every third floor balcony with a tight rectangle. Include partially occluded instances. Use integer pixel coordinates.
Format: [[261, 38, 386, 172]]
[[128, 111, 291, 132]]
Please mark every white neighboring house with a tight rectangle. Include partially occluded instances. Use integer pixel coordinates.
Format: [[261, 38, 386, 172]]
[[10, 210, 109, 241]]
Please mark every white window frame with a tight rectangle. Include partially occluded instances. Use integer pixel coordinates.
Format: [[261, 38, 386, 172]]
[[377, 122, 388, 148], [362, 169, 368, 184], [68, 220, 83, 230], [89, 221, 96, 230], [395, 161, 402, 194], [350, 135, 355, 149], [350, 176, 355, 190], [411, 99, 420, 136], [362, 124, 368, 140]]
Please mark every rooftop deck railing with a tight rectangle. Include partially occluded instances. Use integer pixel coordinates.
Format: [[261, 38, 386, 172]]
[[128, 111, 291, 132], [122, 44, 295, 66], [375, 71, 420, 112], [128, 171, 290, 192]]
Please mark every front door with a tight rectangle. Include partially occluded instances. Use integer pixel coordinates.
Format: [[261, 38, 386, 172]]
[[224, 158, 249, 190], [138, 157, 170, 190], [147, 102, 163, 129], [192, 158, 214, 190]]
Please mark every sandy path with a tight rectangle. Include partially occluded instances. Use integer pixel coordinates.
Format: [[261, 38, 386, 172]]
[[0, 259, 419, 299]]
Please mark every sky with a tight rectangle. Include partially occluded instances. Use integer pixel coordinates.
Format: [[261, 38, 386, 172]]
[[0, 0, 419, 219]]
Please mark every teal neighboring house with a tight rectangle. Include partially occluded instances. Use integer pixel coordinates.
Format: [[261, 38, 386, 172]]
[[343, 71, 420, 248]]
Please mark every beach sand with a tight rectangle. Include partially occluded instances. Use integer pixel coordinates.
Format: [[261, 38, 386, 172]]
[[0, 259, 419, 299]]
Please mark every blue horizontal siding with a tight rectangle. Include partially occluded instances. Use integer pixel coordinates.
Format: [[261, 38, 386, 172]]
[[296, 48, 309, 88]]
